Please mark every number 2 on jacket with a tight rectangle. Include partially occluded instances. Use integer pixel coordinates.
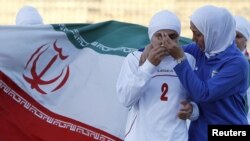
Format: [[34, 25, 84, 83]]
[[160, 83, 168, 101]]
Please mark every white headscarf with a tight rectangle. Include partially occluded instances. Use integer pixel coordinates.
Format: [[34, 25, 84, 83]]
[[235, 15, 250, 40], [148, 10, 181, 40], [190, 5, 235, 57], [16, 5, 43, 25]]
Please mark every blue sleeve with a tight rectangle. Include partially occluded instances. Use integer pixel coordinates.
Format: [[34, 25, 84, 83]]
[[182, 43, 198, 56], [138, 47, 145, 52], [174, 57, 248, 103]]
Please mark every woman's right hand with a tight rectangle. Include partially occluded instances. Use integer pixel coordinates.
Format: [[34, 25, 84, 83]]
[[139, 43, 168, 66], [147, 45, 168, 66]]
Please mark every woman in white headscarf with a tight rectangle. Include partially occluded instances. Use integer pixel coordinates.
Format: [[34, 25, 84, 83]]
[[116, 10, 198, 141], [154, 5, 248, 141], [234, 15, 250, 124], [16, 5, 43, 25], [235, 15, 250, 57]]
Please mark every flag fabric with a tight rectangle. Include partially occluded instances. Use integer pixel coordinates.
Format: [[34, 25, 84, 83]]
[[0, 20, 191, 141]]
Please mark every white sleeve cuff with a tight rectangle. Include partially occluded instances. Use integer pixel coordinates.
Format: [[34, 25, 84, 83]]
[[140, 59, 156, 75], [189, 101, 199, 121]]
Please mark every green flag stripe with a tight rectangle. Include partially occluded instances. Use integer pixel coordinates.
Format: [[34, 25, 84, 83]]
[[52, 21, 192, 57]]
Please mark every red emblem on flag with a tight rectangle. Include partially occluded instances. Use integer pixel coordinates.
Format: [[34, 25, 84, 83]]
[[23, 40, 70, 94]]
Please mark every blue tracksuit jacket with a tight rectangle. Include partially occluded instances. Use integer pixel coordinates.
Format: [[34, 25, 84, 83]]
[[174, 42, 249, 141]]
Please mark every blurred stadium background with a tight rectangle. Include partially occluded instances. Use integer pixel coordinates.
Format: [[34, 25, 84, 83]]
[[0, 0, 249, 38]]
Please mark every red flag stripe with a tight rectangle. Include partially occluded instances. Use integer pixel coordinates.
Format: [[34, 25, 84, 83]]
[[0, 71, 122, 141]]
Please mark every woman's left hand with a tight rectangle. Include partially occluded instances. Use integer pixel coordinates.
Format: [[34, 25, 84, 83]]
[[178, 101, 193, 120]]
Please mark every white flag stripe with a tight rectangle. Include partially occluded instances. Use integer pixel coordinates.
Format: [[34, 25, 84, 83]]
[[0, 25, 128, 140]]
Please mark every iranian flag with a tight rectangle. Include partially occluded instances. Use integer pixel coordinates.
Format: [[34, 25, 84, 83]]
[[0, 21, 191, 141]]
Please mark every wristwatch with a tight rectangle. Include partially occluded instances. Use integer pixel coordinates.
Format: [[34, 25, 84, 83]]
[[176, 55, 186, 64]]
